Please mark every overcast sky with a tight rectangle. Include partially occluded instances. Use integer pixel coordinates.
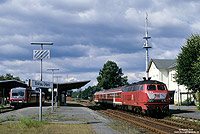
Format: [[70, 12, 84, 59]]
[[0, 0, 199, 88]]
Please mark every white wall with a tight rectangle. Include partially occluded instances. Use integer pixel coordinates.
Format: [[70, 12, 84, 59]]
[[168, 69, 188, 104], [149, 62, 189, 104], [149, 62, 160, 81]]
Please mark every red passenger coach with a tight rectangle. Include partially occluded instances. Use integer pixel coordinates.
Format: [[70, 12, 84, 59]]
[[94, 87, 123, 107], [94, 79, 169, 116]]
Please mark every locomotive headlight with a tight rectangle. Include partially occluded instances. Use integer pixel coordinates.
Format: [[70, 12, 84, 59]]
[[148, 99, 153, 103], [161, 99, 167, 103]]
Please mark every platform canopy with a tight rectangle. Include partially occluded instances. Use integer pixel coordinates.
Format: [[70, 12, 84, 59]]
[[0, 80, 27, 89], [53, 80, 90, 90]]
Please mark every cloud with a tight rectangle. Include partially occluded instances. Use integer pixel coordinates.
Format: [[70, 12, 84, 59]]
[[0, 0, 200, 88]]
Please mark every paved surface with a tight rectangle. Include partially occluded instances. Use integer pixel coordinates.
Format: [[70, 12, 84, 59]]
[[169, 104, 200, 119], [0, 104, 121, 134], [0, 106, 50, 120], [50, 103, 120, 134]]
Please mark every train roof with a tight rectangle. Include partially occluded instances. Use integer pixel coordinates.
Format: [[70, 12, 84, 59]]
[[128, 80, 165, 86], [94, 86, 124, 94], [94, 80, 165, 94]]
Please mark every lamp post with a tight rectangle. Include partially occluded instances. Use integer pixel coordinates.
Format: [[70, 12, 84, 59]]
[[54, 76, 62, 107], [31, 42, 53, 121], [47, 68, 59, 112]]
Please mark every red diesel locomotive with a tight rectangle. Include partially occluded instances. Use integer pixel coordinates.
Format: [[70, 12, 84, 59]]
[[94, 79, 169, 116]]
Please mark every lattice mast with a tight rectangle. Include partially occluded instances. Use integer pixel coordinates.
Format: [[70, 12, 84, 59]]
[[143, 13, 151, 79]]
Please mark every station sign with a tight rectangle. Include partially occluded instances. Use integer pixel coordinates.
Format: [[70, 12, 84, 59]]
[[30, 80, 53, 89], [33, 50, 50, 59]]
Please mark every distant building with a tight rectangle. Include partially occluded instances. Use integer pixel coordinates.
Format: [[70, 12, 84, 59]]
[[147, 59, 193, 104]]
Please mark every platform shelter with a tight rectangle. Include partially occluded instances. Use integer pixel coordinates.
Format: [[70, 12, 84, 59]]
[[53, 80, 90, 106]]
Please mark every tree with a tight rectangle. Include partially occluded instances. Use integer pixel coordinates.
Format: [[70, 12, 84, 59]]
[[0, 73, 20, 81], [175, 34, 200, 91], [97, 60, 128, 89], [175, 34, 200, 106], [72, 86, 101, 100], [82, 86, 101, 100]]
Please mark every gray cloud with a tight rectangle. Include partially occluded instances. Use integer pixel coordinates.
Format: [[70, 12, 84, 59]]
[[0, 0, 200, 86]]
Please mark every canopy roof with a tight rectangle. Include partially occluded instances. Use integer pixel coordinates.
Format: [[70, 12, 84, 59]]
[[54, 80, 90, 91], [0, 80, 27, 89], [0, 80, 90, 98]]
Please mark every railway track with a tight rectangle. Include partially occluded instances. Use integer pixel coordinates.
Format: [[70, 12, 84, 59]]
[[78, 101, 200, 133], [100, 109, 181, 134]]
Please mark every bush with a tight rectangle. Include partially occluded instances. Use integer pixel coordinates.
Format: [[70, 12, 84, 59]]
[[197, 106, 200, 110], [0, 104, 3, 108], [19, 117, 45, 128]]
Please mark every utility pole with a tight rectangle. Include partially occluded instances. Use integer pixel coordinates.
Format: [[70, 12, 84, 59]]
[[47, 68, 59, 112], [143, 13, 152, 79]]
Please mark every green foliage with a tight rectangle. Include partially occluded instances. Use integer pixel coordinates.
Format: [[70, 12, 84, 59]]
[[0, 73, 20, 81], [0, 104, 3, 108], [81, 86, 101, 100], [72, 86, 101, 100], [72, 90, 80, 98], [19, 117, 45, 128], [97, 60, 128, 89], [195, 91, 200, 106], [176, 34, 200, 91], [197, 106, 200, 110]]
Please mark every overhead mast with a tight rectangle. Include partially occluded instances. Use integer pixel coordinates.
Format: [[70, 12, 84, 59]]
[[143, 13, 152, 79]]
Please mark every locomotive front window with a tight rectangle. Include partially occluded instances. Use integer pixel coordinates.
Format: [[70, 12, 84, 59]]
[[147, 85, 156, 90], [157, 85, 166, 90]]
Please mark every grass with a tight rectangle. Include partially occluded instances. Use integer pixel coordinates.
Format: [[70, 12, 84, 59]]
[[197, 106, 200, 110], [0, 117, 95, 134]]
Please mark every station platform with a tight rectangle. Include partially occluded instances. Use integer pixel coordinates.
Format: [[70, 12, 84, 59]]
[[169, 104, 200, 120], [49, 103, 120, 134]]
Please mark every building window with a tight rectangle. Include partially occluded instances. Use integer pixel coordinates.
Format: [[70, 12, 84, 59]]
[[171, 74, 175, 82]]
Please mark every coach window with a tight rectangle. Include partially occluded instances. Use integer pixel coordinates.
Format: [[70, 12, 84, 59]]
[[116, 93, 118, 98], [140, 85, 144, 91], [133, 86, 136, 91], [136, 85, 140, 91], [131, 87, 134, 91], [147, 85, 156, 90]]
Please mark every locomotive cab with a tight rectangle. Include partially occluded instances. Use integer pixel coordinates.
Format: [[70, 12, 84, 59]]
[[144, 82, 169, 116]]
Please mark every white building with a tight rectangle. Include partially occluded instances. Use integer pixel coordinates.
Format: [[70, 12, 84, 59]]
[[147, 59, 191, 104]]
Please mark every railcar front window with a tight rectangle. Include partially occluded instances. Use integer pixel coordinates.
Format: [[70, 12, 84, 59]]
[[157, 85, 166, 90], [147, 85, 156, 90], [11, 90, 25, 99]]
